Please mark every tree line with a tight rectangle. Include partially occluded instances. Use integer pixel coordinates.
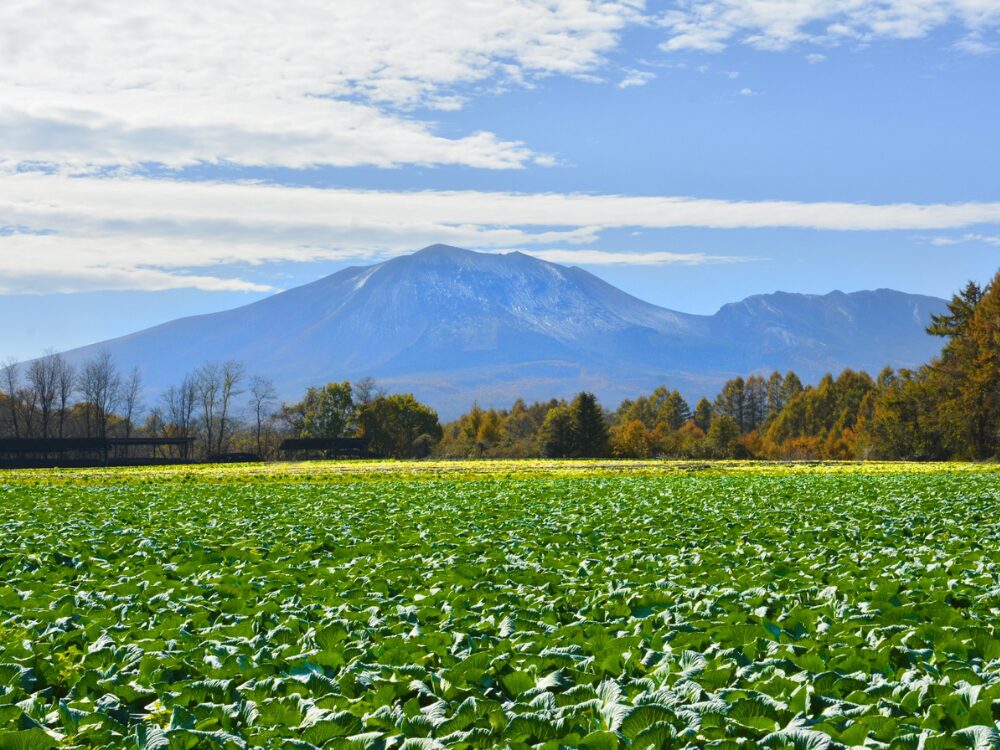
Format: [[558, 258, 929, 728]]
[[438, 271, 1000, 461], [0, 357, 442, 460], [1, 271, 997, 461]]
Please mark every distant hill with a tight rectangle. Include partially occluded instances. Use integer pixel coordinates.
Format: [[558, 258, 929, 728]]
[[55, 244, 947, 418]]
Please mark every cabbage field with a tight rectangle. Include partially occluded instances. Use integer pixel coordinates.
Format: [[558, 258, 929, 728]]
[[1, 463, 999, 750]]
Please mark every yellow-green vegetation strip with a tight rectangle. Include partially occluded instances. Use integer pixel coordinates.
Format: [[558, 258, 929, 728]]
[[1, 458, 997, 487], [1, 467, 1000, 749]]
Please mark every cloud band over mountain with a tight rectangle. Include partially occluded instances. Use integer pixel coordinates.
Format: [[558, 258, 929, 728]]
[[3, 172, 1000, 293]]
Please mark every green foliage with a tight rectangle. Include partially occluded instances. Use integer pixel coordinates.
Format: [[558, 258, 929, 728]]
[[706, 412, 741, 457], [568, 391, 609, 458], [866, 270, 1000, 460], [2, 467, 999, 747], [933, 271, 1000, 458], [765, 369, 876, 458], [357, 393, 442, 458], [692, 397, 713, 432], [609, 419, 653, 458], [861, 368, 945, 459], [927, 280, 984, 338], [538, 404, 574, 458], [616, 387, 690, 431], [282, 381, 356, 439], [538, 393, 609, 457], [714, 376, 747, 432], [438, 399, 558, 458]]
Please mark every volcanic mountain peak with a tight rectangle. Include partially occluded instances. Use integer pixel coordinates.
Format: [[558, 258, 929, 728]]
[[51, 245, 946, 418]]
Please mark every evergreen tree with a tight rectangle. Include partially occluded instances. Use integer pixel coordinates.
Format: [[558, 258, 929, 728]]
[[859, 273, 999, 460], [714, 377, 747, 432], [765, 371, 785, 421], [476, 409, 503, 447], [782, 371, 804, 402], [764, 369, 874, 458], [693, 397, 712, 432], [707, 414, 741, 458], [569, 391, 609, 457], [743, 375, 768, 432], [931, 271, 1000, 457], [461, 403, 485, 445], [616, 395, 655, 429], [538, 404, 574, 458], [961, 275, 1000, 456], [861, 368, 945, 459], [660, 390, 691, 430], [927, 280, 984, 339]]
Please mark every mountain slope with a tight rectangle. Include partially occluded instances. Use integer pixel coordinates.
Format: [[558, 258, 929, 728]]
[[57, 245, 947, 417]]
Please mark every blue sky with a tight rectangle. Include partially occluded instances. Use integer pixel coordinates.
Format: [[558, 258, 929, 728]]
[[1, 0, 999, 359]]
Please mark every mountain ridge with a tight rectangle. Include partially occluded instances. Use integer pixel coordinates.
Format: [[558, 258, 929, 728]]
[[52, 245, 947, 418]]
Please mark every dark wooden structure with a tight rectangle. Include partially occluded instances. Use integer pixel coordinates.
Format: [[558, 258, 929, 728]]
[[280, 437, 370, 459], [0, 437, 195, 468]]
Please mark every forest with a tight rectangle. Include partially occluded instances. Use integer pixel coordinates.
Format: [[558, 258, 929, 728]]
[[440, 272, 999, 461], [1, 271, 997, 461]]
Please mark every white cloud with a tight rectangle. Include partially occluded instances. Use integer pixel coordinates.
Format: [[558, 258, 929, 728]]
[[954, 32, 999, 52], [806, 53, 828, 63], [619, 69, 656, 88], [659, 1, 1000, 52], [1, 1, 993, 174], [5, 172, 1000, 292], [738, 87, 757, 96], [9, 173, 1000, 234], [931, 232, 1000, 246], [0, 103, 539, 172], [0, 236, 276, 294], [510, 249, 752, 265], [0, 0, 642, 171]]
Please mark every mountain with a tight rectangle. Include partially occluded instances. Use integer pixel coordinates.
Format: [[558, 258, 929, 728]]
[[56, 244, 947, 418]]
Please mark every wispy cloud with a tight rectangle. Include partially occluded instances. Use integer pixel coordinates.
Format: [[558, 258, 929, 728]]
[[931, 232, 1000, 246], [4, 173, 1000, 293], [0, 1, 641, 172], [510, 249, 753, 265], [1, 265, 273, 295], [954, 33, 998, 54], [659, 1, 1000, 53], [618, 69, 656, 88]]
